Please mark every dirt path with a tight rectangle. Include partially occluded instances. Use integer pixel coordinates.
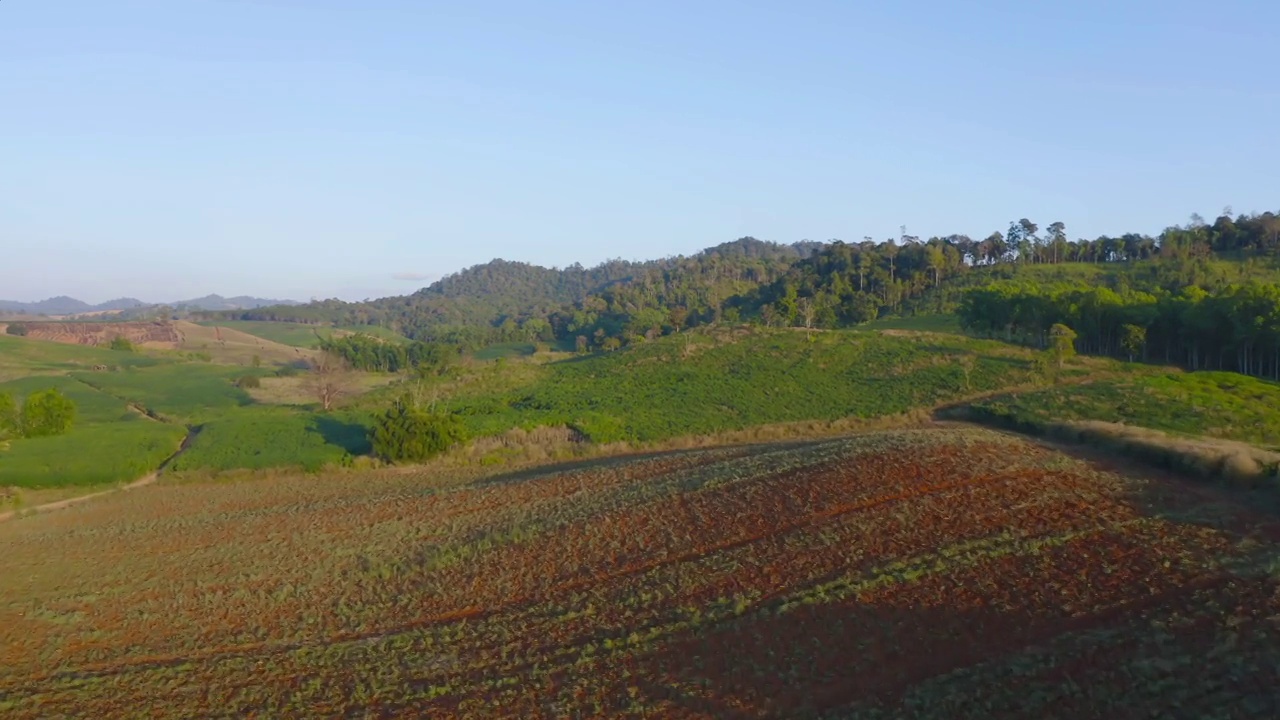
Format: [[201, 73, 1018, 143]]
[[0, 427, 195, 523]]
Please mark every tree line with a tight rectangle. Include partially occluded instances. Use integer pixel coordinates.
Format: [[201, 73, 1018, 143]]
[[207, 207, 1280, 351], [958, 280, 1280, 379], [317, 335, 457, 374]]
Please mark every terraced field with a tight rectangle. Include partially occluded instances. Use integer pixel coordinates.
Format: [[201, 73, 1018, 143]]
[[1, 427, 1278, 718]]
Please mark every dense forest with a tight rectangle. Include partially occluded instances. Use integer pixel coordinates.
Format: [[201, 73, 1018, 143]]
[[208, 208, 1280, 360], [959, 280, 1280, 379]]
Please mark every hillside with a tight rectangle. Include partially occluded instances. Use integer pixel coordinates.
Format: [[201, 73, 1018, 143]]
[[430, 327, 1049, 443], [210, 237, 823, 343], [2, 427, 1277, 717], [200, 208, 1280, 359]]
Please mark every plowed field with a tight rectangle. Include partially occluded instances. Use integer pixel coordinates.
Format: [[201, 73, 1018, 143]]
[[2, 428, 1277, 718]]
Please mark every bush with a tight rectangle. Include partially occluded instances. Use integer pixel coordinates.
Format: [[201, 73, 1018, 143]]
[[0, 391, 18, 439], [5, 323, 28, 336], [236, 375, 262, 389], [371, 400, 467, 464], [21, 388, 77, 438], [109, 336, 136, 352]]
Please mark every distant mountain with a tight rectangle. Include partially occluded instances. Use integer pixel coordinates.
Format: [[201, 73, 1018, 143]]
[[0, 294, 298, 316], [169, 295, 300, 311]]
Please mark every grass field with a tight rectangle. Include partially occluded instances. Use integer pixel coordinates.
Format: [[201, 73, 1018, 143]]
[[0, 422, 187, 488], [196, 320, 331, 348], [0, 334, 159, 382], [861, 314, 962, 333], [0, 375, 188, 488], [174, 321, 316, 366], [438, 327, 1052, 442], [198, 321, 408, 348], [170, 408, 372, 473], [70, 364, 263, 423], [1, 427, 1277, 717], [966, 371, 1280, 448]]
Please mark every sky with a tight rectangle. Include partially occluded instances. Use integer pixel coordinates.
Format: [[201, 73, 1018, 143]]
[[2, 0, 1278, 304]]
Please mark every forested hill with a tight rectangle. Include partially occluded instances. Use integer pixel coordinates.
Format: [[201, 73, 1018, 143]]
[[209, 237, 821, 342], [207, 209, 1280, 351]]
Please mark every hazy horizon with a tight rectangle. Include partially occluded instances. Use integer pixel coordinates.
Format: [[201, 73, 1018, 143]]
[[4, 0, 1277, 303]]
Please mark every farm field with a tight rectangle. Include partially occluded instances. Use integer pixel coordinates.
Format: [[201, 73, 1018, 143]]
[[1, 427, 1277, 718], [197, 320, 407, 348], [172, 321, 316, 366], [967, 371, 1280, 448], [0, 374, 188, 488], [434, 327, 1059, 443]]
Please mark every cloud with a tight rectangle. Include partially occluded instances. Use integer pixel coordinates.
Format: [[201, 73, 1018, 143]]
[[392, 272, 434, 282]]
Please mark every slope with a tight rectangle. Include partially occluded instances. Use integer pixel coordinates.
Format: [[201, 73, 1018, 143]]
[[1, 427, 1276, 717]]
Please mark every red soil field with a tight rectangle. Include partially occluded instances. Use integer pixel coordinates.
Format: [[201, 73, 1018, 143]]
[[0, 427, 1277, 718]]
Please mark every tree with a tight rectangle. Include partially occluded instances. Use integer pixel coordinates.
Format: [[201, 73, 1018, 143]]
[[5, 323, 27, 336], [1048, 323, 1078, 369], [20, 389, 76, 438], [575, 335, 589, 355], [668, 306, 689, 333], [109, 336, 136, 352], [601, 337, 622, 352], [304, 352, 353, 411], [957, 354, 977, 392], [1120, 324, 1147, 362], [797, 297, 817, 340], [0, 391, 18, 440], [926, 244, 946, 287], [251, 354, 262, 368], [371, 395, 467, 464], [1047, 221, 1067, 264], [760, 304, 777, 328]]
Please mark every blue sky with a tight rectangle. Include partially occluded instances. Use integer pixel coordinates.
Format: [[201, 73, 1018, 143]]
[[2, 0, 1277, 303]]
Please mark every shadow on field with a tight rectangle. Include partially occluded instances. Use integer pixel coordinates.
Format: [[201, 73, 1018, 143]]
[[311, 415, 372, 456], [624, 579, 1280, 720], [469, 437, 840, 490]]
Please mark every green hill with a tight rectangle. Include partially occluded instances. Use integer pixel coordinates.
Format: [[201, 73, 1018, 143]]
[[429, 327, 1052, 443]]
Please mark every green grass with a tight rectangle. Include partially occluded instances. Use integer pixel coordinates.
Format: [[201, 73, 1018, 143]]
[[439, 327, 1043, 443], [335, 325, 408, 344], [472, 342, 538, 360], [862, 314, 962, 333], [0, 376, 139, 425], [71, 364, 263, 423], [966, 371, 1280, 448], [0, 422, 187, 488], [0, 334, 161, 381], [171, 408, 372, 473], [197, 321, 330, 348], [198, 321, 408, 348]]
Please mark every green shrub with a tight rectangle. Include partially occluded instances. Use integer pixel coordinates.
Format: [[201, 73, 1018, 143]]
[[5, 323, 28, 336], [371, 400, 467, 464], [20, 388, 77, 438], [109, 336, 136, 352], [0, 391, 18, 439], [236, 375, 262, 389]]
